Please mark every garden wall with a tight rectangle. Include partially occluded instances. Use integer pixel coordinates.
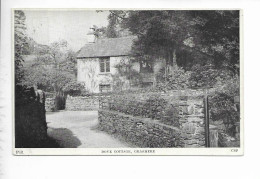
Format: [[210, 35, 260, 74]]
[[66, 95, 99, 111], [98, 109, 181, 147], [99, 93, 219, 148], [45, 94, 66, 112], [45, 98, 55, 112]]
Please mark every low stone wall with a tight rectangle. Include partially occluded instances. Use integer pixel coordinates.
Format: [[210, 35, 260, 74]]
[[45, 98, 55, 112], [99, 94, 218, 148], [98, 109, 181, 147], [66, 95, 99, 111]]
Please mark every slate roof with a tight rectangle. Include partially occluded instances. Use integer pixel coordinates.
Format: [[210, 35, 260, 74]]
[[77, 36, 136, 58]]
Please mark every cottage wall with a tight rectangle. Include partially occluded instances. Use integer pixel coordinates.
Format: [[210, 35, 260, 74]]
[[77, 56, 130, 93], [77, 58, 99, 93], [77, 56, 166, 93]]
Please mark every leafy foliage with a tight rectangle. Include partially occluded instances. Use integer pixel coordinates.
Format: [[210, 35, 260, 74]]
[[209, 93, 239, 137], [63, 81, 86, 96], [156, 67, 191, 91], [107, 10, 239, 75], [188, 64, 237, 88], [107, 93, 179, 127], [93, 10, 131, 38], [118, 11, 192, 70], [189, 11, 240, 73], [112, 59, 143, 91], [21, 40, 84, 94], [144, 96, 168, 120], [14, 10, 29, 84], [188, 64, 220, 88], [208, 74, 240, 137]]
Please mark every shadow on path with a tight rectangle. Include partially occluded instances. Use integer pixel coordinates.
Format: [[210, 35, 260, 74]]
[[45, 111, 130, 148], [47, 127, 82, 148], [17, 127, 81, 148], [16, 134, 61, 148]]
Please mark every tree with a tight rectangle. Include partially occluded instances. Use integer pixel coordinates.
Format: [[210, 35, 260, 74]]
[[21, 40, 84, 95], [94, 10, 132, 38], [14, 10, 29, 84], [107, 10, 240, 75], [109, 11, 195, 73], [188, 10, 240, 74]]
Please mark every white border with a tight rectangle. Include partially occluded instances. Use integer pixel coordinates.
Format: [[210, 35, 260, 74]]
[[13, 148, 243, 156]]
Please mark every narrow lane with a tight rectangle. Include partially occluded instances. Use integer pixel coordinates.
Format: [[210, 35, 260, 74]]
[[46, 111, 130, 148]]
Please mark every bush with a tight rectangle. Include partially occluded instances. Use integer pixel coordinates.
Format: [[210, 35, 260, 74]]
[[113, 61, 143, 91], [209, 75, 240, 137], [63, 81, 86, 96], [189, 64, 219, 88], [187, 64, 240, 138], [107, 93, 179, 127], [188, 63, 237, 89], [144, 95, 167, 119], [156, 67, 191, 91]]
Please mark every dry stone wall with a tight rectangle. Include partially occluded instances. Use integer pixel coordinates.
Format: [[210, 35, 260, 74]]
[[98, 94, 218, 148], [66, 95, 99, 111], [178, 96, 206, 147], [45, 98, 55, 112], [98, 109, 181, 147]]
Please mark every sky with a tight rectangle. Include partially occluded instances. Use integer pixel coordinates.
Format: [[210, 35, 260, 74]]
[[24, 10, 109, 51]]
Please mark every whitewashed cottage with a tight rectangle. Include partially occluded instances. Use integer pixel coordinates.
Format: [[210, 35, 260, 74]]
[[76, 31, 168, 93]]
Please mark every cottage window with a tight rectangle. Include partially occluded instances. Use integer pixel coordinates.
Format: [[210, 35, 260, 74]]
[[100, 58, 110, 73], [99, 84, 111, 93]]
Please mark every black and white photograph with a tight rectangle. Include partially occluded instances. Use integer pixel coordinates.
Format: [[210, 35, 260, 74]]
[[13, 9, 242, 155], [4, 0, 260, 178]]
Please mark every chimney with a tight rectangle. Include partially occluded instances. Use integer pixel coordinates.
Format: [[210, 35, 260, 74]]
[[87, 27, 97, 43]]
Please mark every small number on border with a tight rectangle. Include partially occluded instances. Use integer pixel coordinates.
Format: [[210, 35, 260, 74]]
[[16, 150, 24, 155], [231, 149, 238, 152]]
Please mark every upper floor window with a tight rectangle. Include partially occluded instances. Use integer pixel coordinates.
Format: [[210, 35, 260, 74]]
[[100, 57, 110, 73]]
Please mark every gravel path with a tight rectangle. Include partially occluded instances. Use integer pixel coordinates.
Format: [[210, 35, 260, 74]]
[[46, 110, 130, 148]]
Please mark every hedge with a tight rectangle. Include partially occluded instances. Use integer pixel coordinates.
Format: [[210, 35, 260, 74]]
[[101, 93, 180, 127]]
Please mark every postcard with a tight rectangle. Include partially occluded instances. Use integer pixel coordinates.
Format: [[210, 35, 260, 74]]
[[13, 9, 243, 155]]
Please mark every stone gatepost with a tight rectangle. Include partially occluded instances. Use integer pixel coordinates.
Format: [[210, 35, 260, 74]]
[[178, 96, 207, 148]]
